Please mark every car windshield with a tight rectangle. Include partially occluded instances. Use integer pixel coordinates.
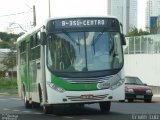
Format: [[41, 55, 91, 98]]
[[47, 31, 123, 75], [125, 77, 144, 85]]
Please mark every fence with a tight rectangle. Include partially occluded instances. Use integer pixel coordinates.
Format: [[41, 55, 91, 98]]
[[149, 86, 160, 95], [124, 35, 160, 95], [124, 34, 160, 54]]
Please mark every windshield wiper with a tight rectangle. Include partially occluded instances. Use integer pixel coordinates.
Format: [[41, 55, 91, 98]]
[[125, 83, 137, 85], [91, 31, 104, 46], [91, 31, 105, 55], [62, 29, 79, 45]]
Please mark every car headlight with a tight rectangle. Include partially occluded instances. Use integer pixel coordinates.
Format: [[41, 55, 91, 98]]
[[128, 88, 134, 93], [146, 89, 152, 94], [47, 82, 65, 93], [126, 88, 134, 93]]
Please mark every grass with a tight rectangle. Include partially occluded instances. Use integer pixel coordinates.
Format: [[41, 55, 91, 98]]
[[0, 77, 18, 96]]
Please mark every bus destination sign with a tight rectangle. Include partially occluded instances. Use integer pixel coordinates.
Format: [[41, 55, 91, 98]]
[[61, 19, 105, 27], [54, 18, 111, 29]]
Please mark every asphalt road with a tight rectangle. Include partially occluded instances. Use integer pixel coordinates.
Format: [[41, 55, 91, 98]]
[[0, 96, 160, 120]]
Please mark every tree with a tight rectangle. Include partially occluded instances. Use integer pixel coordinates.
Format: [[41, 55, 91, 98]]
[[0, 41, 10, 48], [0, 50, 16, 79], [0, 32, 20, 79], [0, 32, 21, 50], [124, 27, 150, 54], [139, 29, 150, 36], [0, 32, 20, 42], [126, 27, 150, 37]]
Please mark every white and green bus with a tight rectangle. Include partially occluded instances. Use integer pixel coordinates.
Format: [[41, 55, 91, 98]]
[[17, 16, 126, 114]]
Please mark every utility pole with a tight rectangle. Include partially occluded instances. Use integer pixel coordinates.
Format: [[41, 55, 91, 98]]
[[33, 5, 36, 26], [49, 0, 51, 18]]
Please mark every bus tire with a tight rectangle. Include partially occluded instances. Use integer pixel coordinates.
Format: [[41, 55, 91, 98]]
[[99, 101, 111, 113], [32, 102, 40, 108], [23, 88, 32, 109], [43, 105, 53, 114]]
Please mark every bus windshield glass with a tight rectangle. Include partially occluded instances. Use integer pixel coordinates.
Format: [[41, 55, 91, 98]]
[[47, 31, 123, 74]]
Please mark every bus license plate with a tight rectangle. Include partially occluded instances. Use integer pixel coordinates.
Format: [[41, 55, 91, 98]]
[[81, 95, 93, 99]]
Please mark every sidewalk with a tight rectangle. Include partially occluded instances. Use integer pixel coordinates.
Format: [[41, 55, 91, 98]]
[[0, 89, 18, 96]]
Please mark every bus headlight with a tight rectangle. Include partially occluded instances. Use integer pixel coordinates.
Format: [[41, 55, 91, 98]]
[[47, 82, 65, 93], [110, 79, 124, 90], [97, 81, 110, 89]]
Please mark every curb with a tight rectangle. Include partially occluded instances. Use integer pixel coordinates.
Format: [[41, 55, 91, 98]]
[[0, 92, 18, 97], [0, 92, 9, 95]]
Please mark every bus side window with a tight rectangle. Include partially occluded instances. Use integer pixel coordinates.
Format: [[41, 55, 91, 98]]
[[37, 32, 41, 44], [20, 41, 26, 64], [30, 32, 41, 61], [30, 36, 33, 60]]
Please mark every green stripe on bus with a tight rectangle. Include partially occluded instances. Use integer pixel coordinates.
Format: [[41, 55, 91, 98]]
[[26, 34, 30, 42], [21, 63, 34, 92], [51, 74, 98, 91]]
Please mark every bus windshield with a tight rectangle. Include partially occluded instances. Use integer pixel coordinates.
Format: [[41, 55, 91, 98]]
[[47, 31, 123, 76]]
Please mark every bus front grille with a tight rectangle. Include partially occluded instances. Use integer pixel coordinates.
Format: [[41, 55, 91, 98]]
[[61, 76, 113, 84]]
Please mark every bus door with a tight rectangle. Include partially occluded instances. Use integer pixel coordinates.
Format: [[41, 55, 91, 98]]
[[30, 33, 41, 102]]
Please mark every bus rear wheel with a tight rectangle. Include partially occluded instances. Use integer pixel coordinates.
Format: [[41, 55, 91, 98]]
[[24, 91, 32, 109], [99, 101, 111, 113]]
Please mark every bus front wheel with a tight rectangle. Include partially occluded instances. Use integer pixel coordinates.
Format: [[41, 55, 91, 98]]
[[43, 105, 53, 114], [99, 101, 111, 113]]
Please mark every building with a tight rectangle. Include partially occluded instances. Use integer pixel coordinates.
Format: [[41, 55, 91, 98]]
[[107, 0, 137, 34], [157, 15, 160, 33], [146, 0, 160, 32], [129, 0, 137, 29]]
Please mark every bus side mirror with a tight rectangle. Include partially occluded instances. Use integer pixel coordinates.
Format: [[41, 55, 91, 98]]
[[119, 23, 126, 45], [40, 32, 47, 45], [121, 34, 126, 45]]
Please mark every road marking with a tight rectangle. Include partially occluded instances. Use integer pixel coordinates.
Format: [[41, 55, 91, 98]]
[[3, 108, 10, 111], [46, 114, 57, 117], [80, 118, 91, 120], [13, 109, 20, 112], [10, 98, 21, 100], [63, 116, 73, 119], [33, 112, 43, 114], [22, 110, 32, 113]]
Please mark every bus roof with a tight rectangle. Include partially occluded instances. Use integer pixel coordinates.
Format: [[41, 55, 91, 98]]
[[17, 15, 119, 44], [17, 25, 42, 44], [45, 15, 118, 23]]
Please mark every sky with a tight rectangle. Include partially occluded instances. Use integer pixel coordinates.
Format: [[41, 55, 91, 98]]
[[0, 0, 147, 33]]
